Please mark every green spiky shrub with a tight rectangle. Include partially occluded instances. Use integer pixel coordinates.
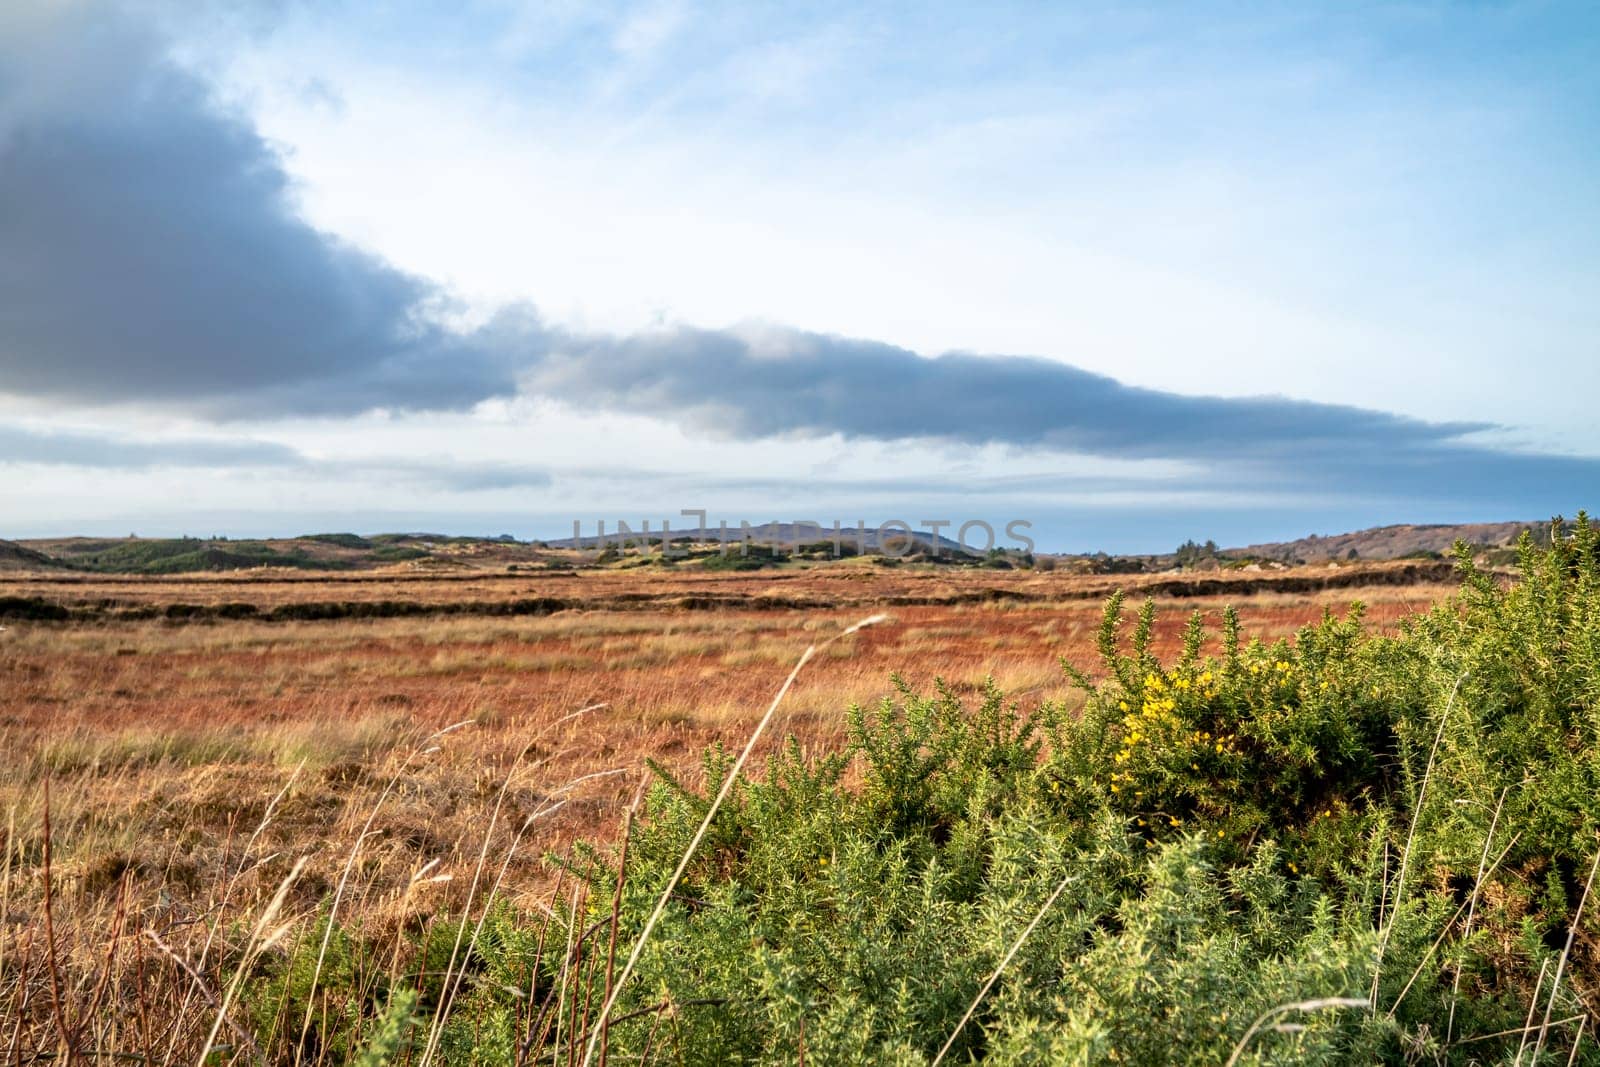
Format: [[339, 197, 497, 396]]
[[241, 515, 1600, 1065]]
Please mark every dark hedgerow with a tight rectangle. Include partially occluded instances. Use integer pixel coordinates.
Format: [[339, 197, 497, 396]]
[[239, 514, 1600, 1064]]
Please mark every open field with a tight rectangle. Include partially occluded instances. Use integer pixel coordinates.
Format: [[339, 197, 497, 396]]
[[4, 551, 1596, 1063], [2, 561, 1454, 870]]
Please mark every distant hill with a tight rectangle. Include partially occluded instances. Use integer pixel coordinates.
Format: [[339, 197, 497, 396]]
[[542, 522, 972, 554], [0, 518, 1577, 575], [0, 525, 1008, 575], [0, 539, 62, 572], [1225, 520, 1558, 563], [6, 534, 563, 575]]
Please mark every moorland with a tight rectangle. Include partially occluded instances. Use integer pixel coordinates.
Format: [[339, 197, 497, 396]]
[[2, 523, 1596, 1064]]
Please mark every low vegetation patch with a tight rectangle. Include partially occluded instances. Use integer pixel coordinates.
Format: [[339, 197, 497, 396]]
[[62, 538, 354, 574]]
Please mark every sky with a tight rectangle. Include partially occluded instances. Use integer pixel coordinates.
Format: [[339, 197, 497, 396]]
[[0, 0, 1596, 552]]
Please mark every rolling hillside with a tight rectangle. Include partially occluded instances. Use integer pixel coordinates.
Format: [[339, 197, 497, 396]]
[[0, 517, 1573, 575], [1225, 519, 1554, 562]]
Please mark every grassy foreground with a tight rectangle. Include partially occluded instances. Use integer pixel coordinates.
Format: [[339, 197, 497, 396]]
[[7, 522, 1600, 1064]]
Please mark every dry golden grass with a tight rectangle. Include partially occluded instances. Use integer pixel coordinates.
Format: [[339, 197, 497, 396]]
[[0, 563, 1453, 1061]]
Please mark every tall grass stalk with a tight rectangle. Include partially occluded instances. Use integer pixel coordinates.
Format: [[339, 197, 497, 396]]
[[599, 775, 649, 1067], [1513, 959, 1550, 1066], [146, 928, 263, 1062], [169, 759, 305, 1062], [929, 869, 1077, 1066], [1388, 831, 1520, 1014], [418, 728, 542, 1067], [1456, 1014, 1583, 1049], [579, 614, 888, 1067], [1532, 838, 1600, 1061], [1446, 784, 1510, 1044], [550, 885, 581, 1066], [1, 804, 14, 1022], [1370, 670, 1465, 1005], [195, 854, 307, 1066], [296, 719, 474, 1058], [423, 766, 626, 1066], [40, 782, 72, 1060], [1223, 998, 1370, 1067]]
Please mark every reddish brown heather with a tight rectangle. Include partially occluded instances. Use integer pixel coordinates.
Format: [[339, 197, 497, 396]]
[[0, 563, 1450, 1061]]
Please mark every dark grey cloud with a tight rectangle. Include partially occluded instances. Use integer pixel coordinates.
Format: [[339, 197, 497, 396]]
[[529, 325, 1598, 512], [0, 5, 523, 416], [538, 326, 1482, 458]]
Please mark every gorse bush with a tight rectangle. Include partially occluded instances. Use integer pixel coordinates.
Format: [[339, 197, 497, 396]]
[[236, 518, 1600, 1064], [17, 519, 1600, 1064]]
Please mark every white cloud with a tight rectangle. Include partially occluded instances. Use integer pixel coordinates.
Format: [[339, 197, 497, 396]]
[[209, 4, 1597, 449], [2, 2, 1595, 544]]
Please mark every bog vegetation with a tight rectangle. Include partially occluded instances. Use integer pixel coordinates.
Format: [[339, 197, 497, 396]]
[[4, 520, 1599, 1064]]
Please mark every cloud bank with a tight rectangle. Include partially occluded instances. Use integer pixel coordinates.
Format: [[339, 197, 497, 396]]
[[0, 423, 549, 491], [0, 3, 1594, 519], [0, 5, 521, 416], [539, 325, 1479, 457], [0, 423, 302, 470]]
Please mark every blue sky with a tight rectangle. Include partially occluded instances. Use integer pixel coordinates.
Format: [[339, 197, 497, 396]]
[[0, 1, 1596, 551]]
